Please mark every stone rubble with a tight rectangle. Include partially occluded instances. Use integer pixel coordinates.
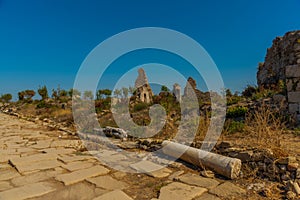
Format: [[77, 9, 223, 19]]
[[0, 111, 250, 199]]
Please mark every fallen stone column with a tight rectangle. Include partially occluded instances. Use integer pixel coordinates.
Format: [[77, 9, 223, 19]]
[[162, 141, 241, 179]]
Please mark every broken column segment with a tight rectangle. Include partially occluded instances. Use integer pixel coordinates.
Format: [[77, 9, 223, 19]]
[[162, 141, 241, 179]]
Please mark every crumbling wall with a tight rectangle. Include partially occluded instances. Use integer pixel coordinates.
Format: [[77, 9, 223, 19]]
[[257, 31, 300, 123]]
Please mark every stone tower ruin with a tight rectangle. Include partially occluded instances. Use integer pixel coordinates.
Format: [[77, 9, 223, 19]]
[[134, 68, 153, 104]]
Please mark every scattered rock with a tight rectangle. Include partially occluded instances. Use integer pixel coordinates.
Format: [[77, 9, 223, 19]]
[[286, 191, 297, 199], [277, 156, 297, 165], [200, 170, 215, 178], [287, 162, 299, 171], [228, 151, 253, 162]]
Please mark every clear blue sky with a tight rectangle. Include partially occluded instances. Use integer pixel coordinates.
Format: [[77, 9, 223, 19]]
[[0, 0, 300, 99]]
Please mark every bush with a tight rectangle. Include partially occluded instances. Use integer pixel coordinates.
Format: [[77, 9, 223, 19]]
[[224, 120, 245, 134], [226, 106, 248, 118], [133, 102, 148, 112], [36, 101, 52, 109], [0, 93, 12, 103], [38, 85, 48, 100], [242, 85, 257, 98]]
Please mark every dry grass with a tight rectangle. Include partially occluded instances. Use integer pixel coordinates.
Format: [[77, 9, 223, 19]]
[[51, 108, 73, 123], [194, 115, 210, 141], [244, 103, 285, 149]]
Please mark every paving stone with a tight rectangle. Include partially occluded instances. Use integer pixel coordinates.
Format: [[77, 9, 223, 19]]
[[13, 159, 62, 174], [168, 170, 184, 180], [194, 193, 221, 200], [0, 155, 13, 163], [0, 181, 56, 200], [9, 153, 57, 166], [0, 181, 12, 191], [97, 152, 128, 164], [39, 147, 75, 155], [61, 160, 94, 172], [30, 140, 52, 149], [58, 154, 96, 163], [176, 173, 220, 189], [158, 182, 207, 200], [50, 140, 82, 148], [11, 170, 60, 186], [93, 190, 133, 200], [0, 168, 21, 181], [86, 175, 128, 190], [130, 160, 172, 178], [112, 171, 127, 179], [55, 165, 110, 185], [0, 163, 11, 170], [209, 182, 246, 198], [33, 182, 107, 200]]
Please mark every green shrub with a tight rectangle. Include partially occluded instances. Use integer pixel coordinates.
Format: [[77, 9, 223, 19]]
[[226, 106, 248, 118], [242, 85, 257, 98], [133, 102, 148, 112], [225, 120, 245, 134], [36, 101, 52, 109]]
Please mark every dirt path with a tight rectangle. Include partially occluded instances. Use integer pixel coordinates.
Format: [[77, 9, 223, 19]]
[[0, 112, 253, 200]]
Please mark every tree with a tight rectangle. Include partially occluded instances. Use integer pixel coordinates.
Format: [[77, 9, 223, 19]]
[[96, 90, 104, 100], [38, 85, 48, 100], [129, 86, 135, 95], [96, 89, 112, 100], [122, 87, 129, 99], [18, 91, 25, 101], [102, 89, 112, 98], [225, 88, 233, 97], [68, 88, 81, 97], [0, 93, 12, 103], [52, 89, 58, 101], [83, 90, 94, 100], [242, 85, 257, 98], [59, 89, 68, 98], [161, 85, 169, 92], [23, 90, 35, 100], [18, 90, 35, 102], [113, 89, 121, 98]]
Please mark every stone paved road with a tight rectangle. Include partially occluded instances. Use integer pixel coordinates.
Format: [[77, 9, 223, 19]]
[[0, 112, 247, 200]]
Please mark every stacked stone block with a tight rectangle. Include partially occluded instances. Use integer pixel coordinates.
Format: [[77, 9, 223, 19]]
[[286, 41, 300, 122]]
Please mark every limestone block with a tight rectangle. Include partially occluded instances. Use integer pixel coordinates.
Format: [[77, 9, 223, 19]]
[[288, 92, 300, 103], [289, 103, 299, 113], [286, 65, 300, 78]]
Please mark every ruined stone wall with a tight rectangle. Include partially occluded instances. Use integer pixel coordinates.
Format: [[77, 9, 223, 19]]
[[257, 31, 300, 123], [286, 65, 300, 121], [257, 31, 300, 90], [134, 68, 153, 104]]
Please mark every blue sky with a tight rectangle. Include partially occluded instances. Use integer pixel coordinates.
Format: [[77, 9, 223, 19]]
[[0, 0, 300, 99]]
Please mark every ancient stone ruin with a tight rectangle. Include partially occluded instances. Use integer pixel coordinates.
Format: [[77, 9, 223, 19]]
[[134, 68, 153, 104], [172, 83, 181, 102], [257, 30, 300, 123]]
